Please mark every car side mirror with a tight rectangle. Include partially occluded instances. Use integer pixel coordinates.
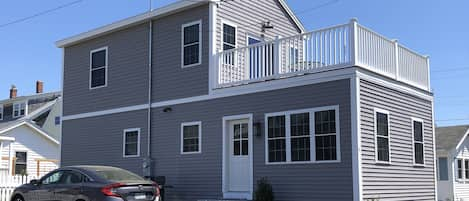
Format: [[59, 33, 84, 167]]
[[30, 179, 39, 185]]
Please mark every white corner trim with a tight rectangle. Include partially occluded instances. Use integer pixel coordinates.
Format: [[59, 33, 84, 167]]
[[181, 20, 203, 68], [89, 46, 109, 90], [123, 128, 141, 158], [374, 108, 391, 164], [208, 1, 217, 94], [180, 121, 202, 154], [431, 100, 438, 201], [351, 75, 363, 201], [222, 113, 253, 200]]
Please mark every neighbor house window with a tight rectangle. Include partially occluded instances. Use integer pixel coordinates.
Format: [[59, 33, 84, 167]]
[[123, 128, 140, 157], [457, 159, 463, 179], [181, 122, 202, 154], [0, 105, 3, 120], [182, 20, 202, 67], [438, 157, 448, 181], [412, 118, 424, 165], [90, 47, 108, 89], [13, 102, 27, 118], [15, 151, 27, 175], [465, 160, 469, 179], [375, 109, 390, 163], [55, 116, 61, 125], [266, 106, 340, 164]]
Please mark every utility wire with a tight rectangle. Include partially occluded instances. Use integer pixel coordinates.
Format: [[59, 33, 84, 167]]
[[0, 0, 83, 29], [436, 118, 469, 122]]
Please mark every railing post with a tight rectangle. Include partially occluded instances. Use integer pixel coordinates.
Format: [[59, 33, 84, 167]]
[[215, 51, 221, 88], [393, 39, 399, 80], [349, 18, 358, 66], [425, 55, 431, 91], [274, 36, 281, 75]]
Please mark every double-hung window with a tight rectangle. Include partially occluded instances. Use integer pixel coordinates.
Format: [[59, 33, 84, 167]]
[[182, 20, 202, 67], [15, 151, 27, 175], [458, 159, 464, 179], [412, 118, 424, 165], [181, 122, 202, 154], [222, 23, 236, 51], [90, 47, 108, 89], [375, 109, 390, 163], [123, 128, 140, 157], [0, 105, 3, 120], [13, 102, 27, 118], [266, 106, 340, 164]]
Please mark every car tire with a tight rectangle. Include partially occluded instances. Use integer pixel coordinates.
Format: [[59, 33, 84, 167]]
[[13, 195, 24, 201]]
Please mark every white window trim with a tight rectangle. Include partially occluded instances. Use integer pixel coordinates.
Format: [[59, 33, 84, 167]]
[[89, 46, 108, 90], [123, 128, 141, 158], [0, 104, 3, 120], [181, 20, 202, 68], [374, 108, 391, 164], [411, 117, 425, 166], [14, 150, 28, 175], [264, 105, 341, 165], [180, 121, 202, 154], [455, 158, 469, 182], [221, 20, 237, 50], [12, 101, 28, 118]]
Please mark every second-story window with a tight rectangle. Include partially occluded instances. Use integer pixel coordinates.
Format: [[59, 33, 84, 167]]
[[223, 23, 236, 50], [182, 20, 202, 68], [13, 102, 27, 118], [90, 47, 108, 89], [375, 109, 390, 163], [412, 118, 424, 165]]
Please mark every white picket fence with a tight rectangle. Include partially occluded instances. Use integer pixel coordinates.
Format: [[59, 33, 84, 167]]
[[0, 172, 38, 201]]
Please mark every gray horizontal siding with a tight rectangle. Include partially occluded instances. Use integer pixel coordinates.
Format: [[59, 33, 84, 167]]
[[359, 79, 436, 200], [63, 23, 150, 116], [216, 0, 301, 50], [151, 79, 352, 201], [61, 109, 148, 175], [152, 5, 209, 102]]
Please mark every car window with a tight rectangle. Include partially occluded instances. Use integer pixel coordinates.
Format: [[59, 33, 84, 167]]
[[41, 171, 64, 185], [58, 171, 83, 184], [92, 168, 144, 182]]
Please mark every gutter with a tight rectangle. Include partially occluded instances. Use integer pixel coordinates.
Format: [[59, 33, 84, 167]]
[[145, 12, 154, 177]]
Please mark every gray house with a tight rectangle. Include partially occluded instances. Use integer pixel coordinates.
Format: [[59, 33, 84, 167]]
[[56, 0, 436, 200]]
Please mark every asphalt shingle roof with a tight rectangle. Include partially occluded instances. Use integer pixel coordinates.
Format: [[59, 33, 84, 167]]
[[436, 125, 469, 151]]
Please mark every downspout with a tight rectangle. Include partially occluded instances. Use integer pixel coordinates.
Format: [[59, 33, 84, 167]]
[[145, 12, 154, 177]]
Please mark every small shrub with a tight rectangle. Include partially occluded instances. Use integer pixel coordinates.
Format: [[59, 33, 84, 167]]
[[254, 177, 274, 201]]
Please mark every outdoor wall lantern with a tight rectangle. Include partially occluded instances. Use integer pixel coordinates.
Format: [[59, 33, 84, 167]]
[[163, 107, 172, 113]]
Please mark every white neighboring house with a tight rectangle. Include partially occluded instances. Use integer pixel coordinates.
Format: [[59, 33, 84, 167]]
[[0, 82, 61, 177], [436, 125, 469, 201]]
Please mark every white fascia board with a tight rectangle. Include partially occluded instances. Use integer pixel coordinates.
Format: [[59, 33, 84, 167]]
[[56, 0, 211, 48], [278, 0, 306, 33]]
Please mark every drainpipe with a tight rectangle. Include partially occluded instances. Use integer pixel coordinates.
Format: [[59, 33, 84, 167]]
[[144, 12, 154, 178]]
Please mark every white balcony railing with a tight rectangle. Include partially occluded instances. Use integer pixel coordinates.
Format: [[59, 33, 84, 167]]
[[216, 19, 430, 91]]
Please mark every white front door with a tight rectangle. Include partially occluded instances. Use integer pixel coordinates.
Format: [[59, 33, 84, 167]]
[[228, 120, 250, 192]]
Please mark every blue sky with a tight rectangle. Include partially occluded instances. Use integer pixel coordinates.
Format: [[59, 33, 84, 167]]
[[0, 0, 468, 126]]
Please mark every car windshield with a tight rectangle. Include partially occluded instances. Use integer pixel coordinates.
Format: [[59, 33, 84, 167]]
[[86, 166, 144, 182]]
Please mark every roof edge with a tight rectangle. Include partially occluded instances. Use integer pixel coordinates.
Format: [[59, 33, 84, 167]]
[[0, 121, 60, 145], [278, 0, 306, 33], [56, 0, 210, 48]]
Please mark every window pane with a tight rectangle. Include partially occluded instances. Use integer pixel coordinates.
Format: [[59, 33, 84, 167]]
[[184, 24, 199, 45], [125, 143, 137, 156], [438, 157, 448, 181], [126, 131, 138, 143], [268, 116, 285, 138], [413, 121, 423, 142], [42, 171, 64, 185], [183, 44, 199, 65], [242, 140, 248, 155], [291, 113, 310, 137], [183, 125, 200, 153], [241, 123, 248, 139], [315, 135, 337, 161], [223, 44, 235, 51], [223, 24, 236, 47], [91, 68, 106, 88], [414, 143, 424, 164], [268, 139, 286, 162], [376, 112, 388, 136], [291, 137, 310, 161], [458, 159, 463, 179], [59, 171, 83, 184], [16, 152, 27, 163], [234, 140, 240, 156], [92, 50, 106, 69], [315, 110, 336, 134], [377, 137, 389, 161], [465, 160, 469, 179]]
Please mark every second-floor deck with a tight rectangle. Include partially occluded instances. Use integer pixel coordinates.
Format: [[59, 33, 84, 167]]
[[216, 19, 430, 92]]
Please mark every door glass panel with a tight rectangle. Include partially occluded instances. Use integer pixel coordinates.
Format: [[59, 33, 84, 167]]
[[241, 123, 248, 138], [234, 124, 240, 139], [242, 140, 248, 155], [234, 140, 240, 156]]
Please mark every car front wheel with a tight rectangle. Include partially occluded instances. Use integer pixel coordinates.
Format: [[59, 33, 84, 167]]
[[12, 195, 24, 201]]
